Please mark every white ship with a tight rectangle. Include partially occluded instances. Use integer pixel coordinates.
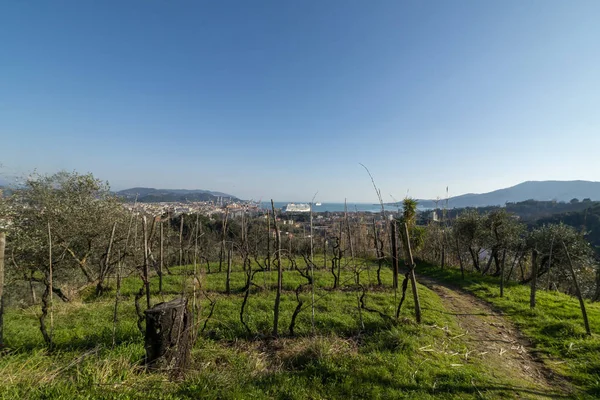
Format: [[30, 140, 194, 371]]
[[315, 202, 322, 206], [282, 203, 311, 213]]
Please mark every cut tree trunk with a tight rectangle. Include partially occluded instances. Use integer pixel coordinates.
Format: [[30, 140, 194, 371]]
[[144, 297, 191, 375]]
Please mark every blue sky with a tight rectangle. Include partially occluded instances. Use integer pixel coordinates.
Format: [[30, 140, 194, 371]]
[[1, 1, 599, 202]]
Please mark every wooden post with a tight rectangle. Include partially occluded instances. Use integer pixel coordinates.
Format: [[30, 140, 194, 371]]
[[112, 250, 122, 347], [0, 232, 5, 347], [323, 237, 327, 270], [143, 216, 151, 309], [403, 223, 422, 323], [500, 249, 506, 297], [159, 221, 164, 294], [271, 200, 282, 337], [562, 241, 591, 335], [546, 236, 555, 290], [337, 220, 343, 284], [267, 210, 271, 271], [219, 209, 229, 272], [48, 222, 54, 347], [391, 221, 399, 289], [530, 249, 538, 309], [226, 245, 232, 294], [310, 200, 315, 333], [144, 298, 191, 374], [179, 215, 184, 267]]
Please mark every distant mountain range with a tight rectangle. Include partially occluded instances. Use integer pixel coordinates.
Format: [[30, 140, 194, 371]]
[[116, 187, 239, 203], [414, 181, 600, 209]]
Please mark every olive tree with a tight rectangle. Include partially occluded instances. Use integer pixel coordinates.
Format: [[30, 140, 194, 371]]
[[7, 171, 127, 345]]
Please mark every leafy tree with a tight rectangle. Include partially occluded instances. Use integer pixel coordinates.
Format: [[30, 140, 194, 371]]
[[453, 210, 485, 272], [7, 171, 127, 344], [527, 223, 596, 297], [481, 209, 525, 276]]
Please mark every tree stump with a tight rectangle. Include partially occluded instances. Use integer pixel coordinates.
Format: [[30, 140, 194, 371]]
[[144, 298, 191, 375]]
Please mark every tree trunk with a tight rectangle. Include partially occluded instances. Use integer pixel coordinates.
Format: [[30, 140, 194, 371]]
[[469, 247, 480, 272], [455, 237, 465, 280], [391, 221, 398, 289], [593, 267, 600, 302], [144, 298, 191, 375], [96, 222, 117, 295], [530, 250, 538, 309], [440, 245, 446, 270], [562, 242, 591, 335]]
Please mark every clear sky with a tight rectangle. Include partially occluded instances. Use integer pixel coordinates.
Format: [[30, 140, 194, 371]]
[[1, 1, 599, 202]]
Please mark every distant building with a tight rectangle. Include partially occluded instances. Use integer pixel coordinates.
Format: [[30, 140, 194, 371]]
[[282, 203, 311, 213]]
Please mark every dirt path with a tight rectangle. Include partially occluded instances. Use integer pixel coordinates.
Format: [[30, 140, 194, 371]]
[[417, 274, 572, 398]]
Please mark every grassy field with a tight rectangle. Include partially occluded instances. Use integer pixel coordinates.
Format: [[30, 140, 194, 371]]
[[417, 262, 600, 397], [0, 258, 571, 399]]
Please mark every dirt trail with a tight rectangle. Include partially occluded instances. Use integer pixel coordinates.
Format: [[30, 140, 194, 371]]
[[417, 274, 571, 398]]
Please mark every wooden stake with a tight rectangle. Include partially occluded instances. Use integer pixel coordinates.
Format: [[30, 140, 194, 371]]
[[0, 232, 5, 347], [179, 215, 184, 267], [391, 221, 399, 289], [142, 216, 151, 309], [403, 223, 421, 323], [530, 249, 538, 309], [159, 221, 164, 295], [48, 222, 54, 347], [562, 241, 591, 335], [271, 200, 282, 337]]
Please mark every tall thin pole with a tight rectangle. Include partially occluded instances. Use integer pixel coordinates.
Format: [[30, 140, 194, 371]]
[[403, 222, 422, 323], [142, 216, 150, 309], [530, 250, 538, 309], [310, 203, 316, 333], [0, 232, 6, 347], [563, 241, 591, 335], [48, 222, 54, 347], [179, 215, 184, 267], [271, 200, 282, 337], [391, 221, 399, 289], [159, 221, 164, 295]]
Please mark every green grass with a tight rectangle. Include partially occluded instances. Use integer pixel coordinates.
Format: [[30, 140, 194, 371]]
[[417, 261, 600, 397], [0, 259, 566, 399]]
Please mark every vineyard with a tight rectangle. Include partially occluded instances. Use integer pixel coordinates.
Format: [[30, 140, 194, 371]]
[[0, 171, 599, 399]]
